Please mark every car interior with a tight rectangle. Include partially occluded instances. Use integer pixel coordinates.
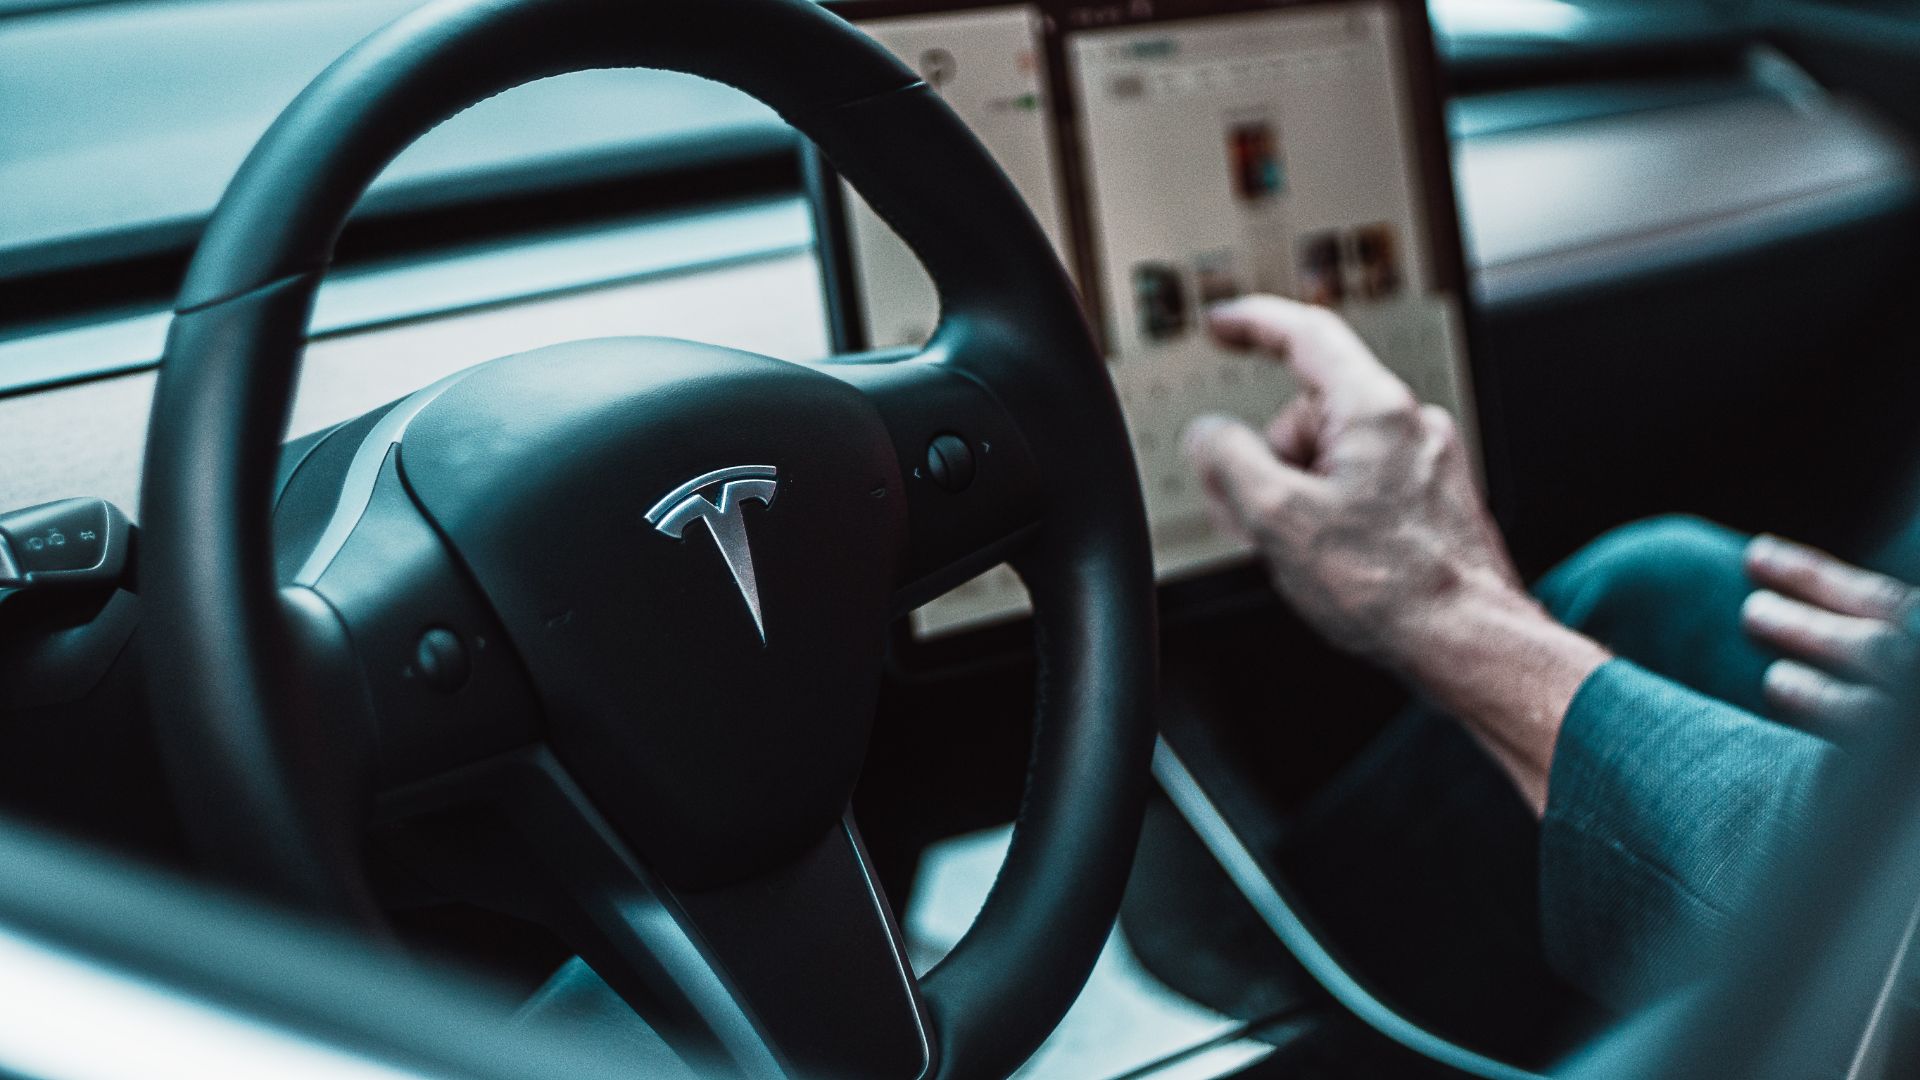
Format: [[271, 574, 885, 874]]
[[4, 0, 1920, 1077]]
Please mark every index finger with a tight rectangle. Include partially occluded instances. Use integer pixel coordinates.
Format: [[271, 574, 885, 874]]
[[1206, 295, 1414, 421], [1746, 535, 1919, 623]]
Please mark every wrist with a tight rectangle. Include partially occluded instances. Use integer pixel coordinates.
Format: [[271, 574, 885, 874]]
[[1380, 566, 1533, 670], [1389, 572, 1611, 815]]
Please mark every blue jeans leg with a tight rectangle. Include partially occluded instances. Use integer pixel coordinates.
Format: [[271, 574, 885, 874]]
[[1272, 516, 1768, 1055]]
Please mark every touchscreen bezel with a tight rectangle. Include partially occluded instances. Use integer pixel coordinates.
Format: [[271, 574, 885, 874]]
[[808, 0, 1496, 665]]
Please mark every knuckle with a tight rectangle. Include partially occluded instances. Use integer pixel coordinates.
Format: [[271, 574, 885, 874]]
[[1782, 565, 1826, 599], [1759, 542, 1819, 585], [1419, 404, 1458, 444], [1868, 575, 1917, 619], [1370, 398, 1422, 438], [1246, 486, 1296, 528], [1771, 548, 1817, 583]]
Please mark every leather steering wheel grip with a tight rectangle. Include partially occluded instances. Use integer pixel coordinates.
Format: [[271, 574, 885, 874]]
[[142, 2, 1158, 1078]]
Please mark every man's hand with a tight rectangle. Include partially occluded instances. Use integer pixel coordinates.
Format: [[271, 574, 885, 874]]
[[1182, 295, 1609, 814], [1182, 296, 1518, 667], [1742, 535, 1919, 733]]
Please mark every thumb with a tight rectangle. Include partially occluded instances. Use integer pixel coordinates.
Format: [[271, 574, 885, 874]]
[[1183, 414, 1324, 540]]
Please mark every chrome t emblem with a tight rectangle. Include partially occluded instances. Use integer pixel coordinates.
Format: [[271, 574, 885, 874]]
[[645, 466, 779, 642]]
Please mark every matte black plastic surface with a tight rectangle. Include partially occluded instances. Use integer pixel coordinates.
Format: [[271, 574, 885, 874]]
[[399, 338, 903, 888], [0, 498, 133, 591], [302, 453, 541, 788]]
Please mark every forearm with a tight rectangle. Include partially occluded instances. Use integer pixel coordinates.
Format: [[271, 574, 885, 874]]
[[1390, 575, 1612, 816], [1540, 659, 1835, 1007]]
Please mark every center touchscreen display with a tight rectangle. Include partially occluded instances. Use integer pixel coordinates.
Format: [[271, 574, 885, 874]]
[[818, 0, 1476, 638]]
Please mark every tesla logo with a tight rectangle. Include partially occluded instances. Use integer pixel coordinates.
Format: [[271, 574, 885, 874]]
[[645, 466, 779, 642]]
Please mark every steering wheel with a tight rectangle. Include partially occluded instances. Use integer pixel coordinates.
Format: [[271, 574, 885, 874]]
[[135, 1, 1157, 1077]]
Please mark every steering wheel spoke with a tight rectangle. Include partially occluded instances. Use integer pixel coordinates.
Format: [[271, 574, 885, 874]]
[[380, 748, 930, 1080], [825, 355, 1046, 614]]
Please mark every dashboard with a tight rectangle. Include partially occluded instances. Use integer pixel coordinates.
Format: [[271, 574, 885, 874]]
[[0, 1, 1914, 646], [0, 205, 824, 517]]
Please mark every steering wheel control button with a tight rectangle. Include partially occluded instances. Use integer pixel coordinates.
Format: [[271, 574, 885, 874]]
[[924, 433, 976, 492], [0, 498, 132, 591], [413, 627, 471, 694]]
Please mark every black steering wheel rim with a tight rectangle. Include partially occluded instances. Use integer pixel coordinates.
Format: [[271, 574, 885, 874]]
[[140, 1, 1157, 1078]]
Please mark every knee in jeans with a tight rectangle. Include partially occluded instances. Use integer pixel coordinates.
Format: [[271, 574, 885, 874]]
[[1537, 515, 1749, 631]]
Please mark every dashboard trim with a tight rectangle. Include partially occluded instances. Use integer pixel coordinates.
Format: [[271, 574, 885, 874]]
[[0, 198, 812, 400]]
